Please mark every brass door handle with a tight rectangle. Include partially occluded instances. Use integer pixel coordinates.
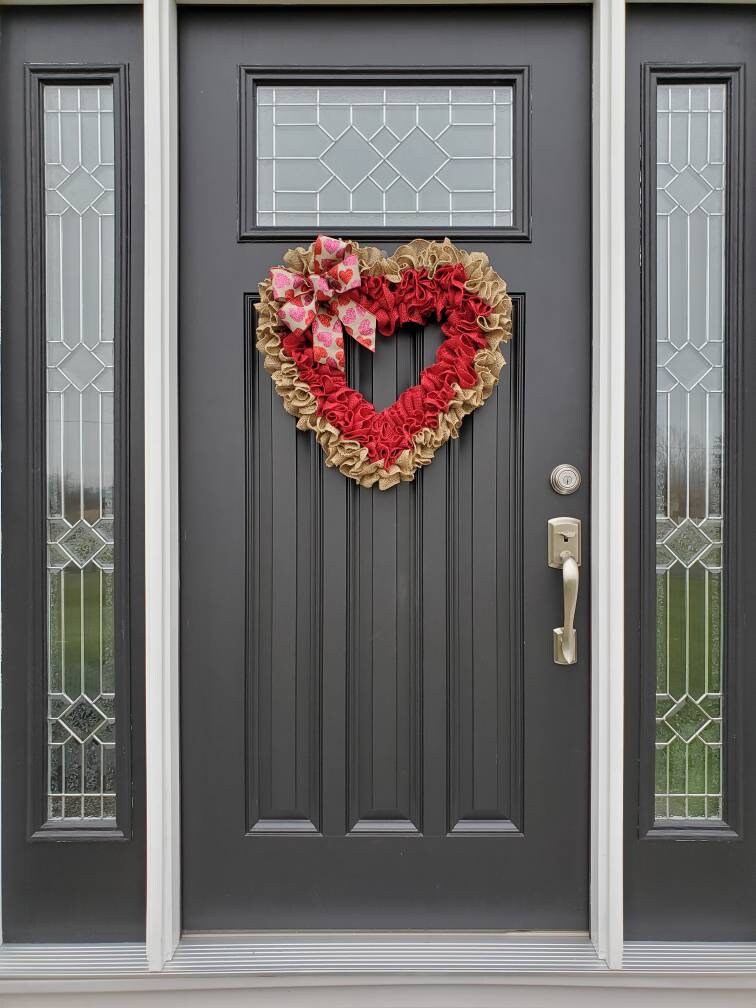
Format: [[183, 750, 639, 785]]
[[548, 518, 582, 666]]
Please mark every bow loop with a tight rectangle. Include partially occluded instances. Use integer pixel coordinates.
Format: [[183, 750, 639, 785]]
[[269, 236, 376, 370]]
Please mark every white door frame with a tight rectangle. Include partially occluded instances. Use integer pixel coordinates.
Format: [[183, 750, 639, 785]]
[[5, 0, 756, 998], [589, 0, 625, 969], [141, 0, 626, 972]]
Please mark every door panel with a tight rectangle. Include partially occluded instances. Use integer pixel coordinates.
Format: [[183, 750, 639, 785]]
[[626, 5, 756, 939], [0, 6, 145, 941], [180, 6, 591, 930]]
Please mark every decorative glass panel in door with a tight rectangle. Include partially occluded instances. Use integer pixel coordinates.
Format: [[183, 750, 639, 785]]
[[44, 83, 117, 822], [255, 85, 514, 228], [654, 82, 726, 823]]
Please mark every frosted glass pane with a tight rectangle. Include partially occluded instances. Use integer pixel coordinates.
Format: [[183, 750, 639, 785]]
[[256, 85, 514, 228], [44, 84, 116, 822], [654, 83, 726, 822]]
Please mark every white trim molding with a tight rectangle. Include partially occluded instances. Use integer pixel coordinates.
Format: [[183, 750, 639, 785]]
[[4, 941, 756, 1007], [590, 0, 626, 971], [164, 934, 606, 974], [5, 937, 756, 1003], [144, 0, 181, 973], [137, 0, 629, 972]]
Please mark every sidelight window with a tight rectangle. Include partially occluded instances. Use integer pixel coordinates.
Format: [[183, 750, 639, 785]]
[[43, 83, 118, 822], [653, 82, 727, 822]]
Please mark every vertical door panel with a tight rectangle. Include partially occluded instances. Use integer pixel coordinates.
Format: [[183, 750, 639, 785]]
[[247, 303, 323, 832]]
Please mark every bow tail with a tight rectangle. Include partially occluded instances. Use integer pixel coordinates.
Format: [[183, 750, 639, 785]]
[[337, 301, 376, 353], [312, 313, 345, 370], [277, 291, 317, 334]]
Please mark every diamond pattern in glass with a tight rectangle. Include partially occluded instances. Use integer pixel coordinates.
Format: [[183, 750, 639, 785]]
[[321, 128, 382, 188], [58, 519, 107, 567], [665, 697, 710, 743], [663, 520, 710, 566], [665, 164, 713, 213], [58, 344, 106, 391], [664, 343, 712, 391], [60, 696, 106, 742], [58, 166, 105, 213], [387, 129, 447, 188]]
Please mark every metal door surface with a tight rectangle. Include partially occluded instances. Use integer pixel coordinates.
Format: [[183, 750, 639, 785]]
[[179, 5, 592, 929]]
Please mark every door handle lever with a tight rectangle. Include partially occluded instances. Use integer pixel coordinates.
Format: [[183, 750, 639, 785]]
[[555, 555, 579, 664], [548, 518, 582, 665]]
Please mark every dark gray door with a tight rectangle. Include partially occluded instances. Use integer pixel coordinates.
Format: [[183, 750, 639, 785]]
[[179, 6, 591, 930]]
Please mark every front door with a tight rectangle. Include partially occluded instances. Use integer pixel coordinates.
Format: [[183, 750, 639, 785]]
[[179, 6, 591, 930]]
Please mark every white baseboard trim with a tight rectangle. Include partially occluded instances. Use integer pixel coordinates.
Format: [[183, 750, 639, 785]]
[[624, 942, 756, 971], [2, 937, 756, 1005], [2, 975, 756, 1008], [0, 943, 148, 977], [165, 932, 605, 974]]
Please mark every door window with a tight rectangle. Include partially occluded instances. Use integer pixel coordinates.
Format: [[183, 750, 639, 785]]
[[241, 69, 530, 240], [255, 84, 514, 229], [44, 83, 118, 823], [653, 82, 726, 823]]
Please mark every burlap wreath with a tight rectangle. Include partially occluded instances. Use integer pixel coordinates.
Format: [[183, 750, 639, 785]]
[[256, 237, 512, 490]]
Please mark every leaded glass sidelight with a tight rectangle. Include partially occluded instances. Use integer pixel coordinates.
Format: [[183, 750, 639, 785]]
[[654, 83, 726, 821], [44, 84, 117, 821], [255, 85, 514, 228]]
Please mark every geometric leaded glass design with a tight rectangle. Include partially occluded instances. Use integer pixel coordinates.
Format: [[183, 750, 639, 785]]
[[256, 86, 513, 228], [654, 84, 726, 821], [44, 85, 116, 820]]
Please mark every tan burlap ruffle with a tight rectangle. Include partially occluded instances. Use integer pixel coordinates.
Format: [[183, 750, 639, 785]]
[[256, 238, 512, 490]]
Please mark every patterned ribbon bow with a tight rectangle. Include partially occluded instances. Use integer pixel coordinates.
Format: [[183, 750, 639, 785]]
[[269, 235, 377, 371]]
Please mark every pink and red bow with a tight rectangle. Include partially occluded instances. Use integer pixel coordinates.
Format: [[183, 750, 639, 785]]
[[269, 235, 377, 370]]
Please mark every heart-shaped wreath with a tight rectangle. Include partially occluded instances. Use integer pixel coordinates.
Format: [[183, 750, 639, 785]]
[[256, 235, 512, 490]]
